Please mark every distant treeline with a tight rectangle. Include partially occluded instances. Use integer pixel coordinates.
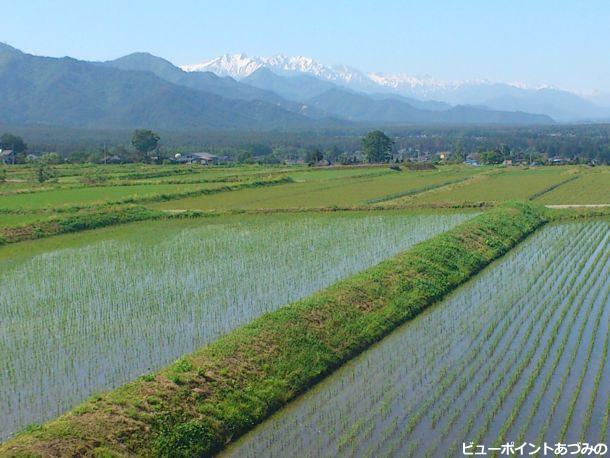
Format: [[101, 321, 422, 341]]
[[1, 123, 609, 164]]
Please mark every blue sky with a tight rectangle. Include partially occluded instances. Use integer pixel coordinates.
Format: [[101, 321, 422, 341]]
[[2, 0, 609, 92]]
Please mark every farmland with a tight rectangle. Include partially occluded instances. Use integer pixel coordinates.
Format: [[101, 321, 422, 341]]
[[222, 219, 610, 457], [0, 210, 471, 441], [0, 162, 609, 456], [382, 167, 582, 206], [148, 166, 481, 210], [537, 169, 610, 204]]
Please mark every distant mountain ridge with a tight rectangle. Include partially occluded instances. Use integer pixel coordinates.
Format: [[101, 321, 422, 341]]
[[0, 44, 555, 129], [0, 44, 327, 129], [183, 53, 610, 121]]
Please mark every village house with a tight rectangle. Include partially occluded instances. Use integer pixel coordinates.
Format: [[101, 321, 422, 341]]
[[172, 152, 228, 165], [548, 156, 569, 165]]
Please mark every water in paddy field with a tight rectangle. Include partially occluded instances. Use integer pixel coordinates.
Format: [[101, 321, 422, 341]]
[[220, 220, 610, 458], [0, 212, 472, 442]]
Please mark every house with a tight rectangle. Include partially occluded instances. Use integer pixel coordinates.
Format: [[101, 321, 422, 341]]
[[502, 159, 513, 166], [549, 156, 569, 165], [26, 154, 40, 162], [173, 152, 226, 165], [0, 149, 15, 164]]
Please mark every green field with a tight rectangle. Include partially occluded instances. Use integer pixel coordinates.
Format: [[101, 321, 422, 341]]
[[1, 162, 609, 454], [0, 213, 53, 228], [2, 164, 607, 218], [384, 167, 582, 205], [0, 210, 472, 440], [149, 167, 479, 210], [0, 182, 228, 210], [537, 170, 610, 204]]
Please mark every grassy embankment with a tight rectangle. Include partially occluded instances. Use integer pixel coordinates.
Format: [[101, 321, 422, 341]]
[[0, 177, 292, 244], [0, 202, 546, 457]]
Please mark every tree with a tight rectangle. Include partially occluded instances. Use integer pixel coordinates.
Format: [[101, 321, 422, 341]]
[[480, 149, 504, 164], [306, 148, 324, 165], [131, 130, 160, 161], [40, 152, 61, 164], [362, 131, 394, 163], [0, 133, 27, 153]]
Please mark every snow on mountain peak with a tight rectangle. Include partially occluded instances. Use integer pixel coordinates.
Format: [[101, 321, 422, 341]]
[[181, 53, 262, 78], [181, 53, 371, 86]]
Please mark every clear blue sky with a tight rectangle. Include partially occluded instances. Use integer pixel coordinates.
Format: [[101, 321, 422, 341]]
[[2, 0, 609, 92]]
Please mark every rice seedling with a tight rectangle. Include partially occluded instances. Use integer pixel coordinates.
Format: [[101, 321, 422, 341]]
[[0, 211, 470, 441]]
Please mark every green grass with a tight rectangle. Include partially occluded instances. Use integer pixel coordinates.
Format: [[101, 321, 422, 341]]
[[0, 205, 170, 245], [0, 183, 226, 210], [390, 167, 580, 205], [149, 167, 479, 211], [0, 203, 546, 457], [0, 214, 53, 228], [536, 169, 610, 204]]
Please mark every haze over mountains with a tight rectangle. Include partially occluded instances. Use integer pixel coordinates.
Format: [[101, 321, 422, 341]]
[[2, 43, 608, 130], [186, 53, 610, 122]]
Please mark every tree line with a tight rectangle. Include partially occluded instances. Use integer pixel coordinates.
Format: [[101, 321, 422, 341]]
[[2, 124, 609, 165]]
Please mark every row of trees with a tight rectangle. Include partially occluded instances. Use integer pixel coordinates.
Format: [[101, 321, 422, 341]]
[[5, 126, 609, 165]]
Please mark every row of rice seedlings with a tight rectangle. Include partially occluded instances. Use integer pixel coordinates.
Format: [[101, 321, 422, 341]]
[[488, 254, 610, 451], [482, 232, 610, 445], [0, 212, 471, 441], [541, 238, 610, 442], [430, 224, 604, 452], [220, 222, 599, 458], [586, 283, 610, 443], [533, 245, 610, 445], [560, 276, 610, 441], [446, 275, 574, 455], [600, 383, 610, 443], [511, 253, 610, 444]]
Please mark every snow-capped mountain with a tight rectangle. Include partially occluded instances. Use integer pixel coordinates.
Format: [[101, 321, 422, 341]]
[[181, 53, 374, 89], [368, 72, 451, 91], [182, 53, 610, 121]]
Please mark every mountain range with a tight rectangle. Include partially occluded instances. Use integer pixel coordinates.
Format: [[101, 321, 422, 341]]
[[185, 53, 610, 122], [2, 43, 600, 130]]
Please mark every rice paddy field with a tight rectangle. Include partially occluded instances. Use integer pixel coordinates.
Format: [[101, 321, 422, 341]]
[[537, 170, 610, 204], [149, 167, 480, 211], [222, 219, 610, 457], [1, 162, 609, 454], [384, 167, 584, 206], [0, 182, 230, 210], [0, 210, 472, 441]]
